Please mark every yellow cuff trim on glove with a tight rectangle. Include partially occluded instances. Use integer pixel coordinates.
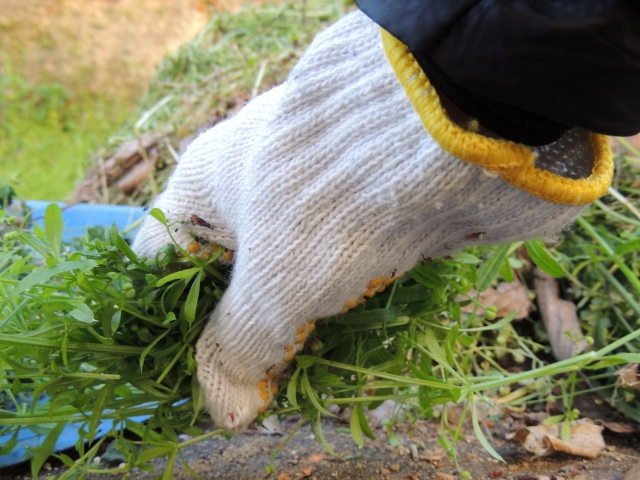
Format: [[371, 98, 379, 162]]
[[381, 29, 613, 205]]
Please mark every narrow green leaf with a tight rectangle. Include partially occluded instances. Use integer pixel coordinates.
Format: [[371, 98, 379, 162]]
[[356, 403, 375, 440], [317, 373, 341, 385], [116, 235, 140, 263], [44, 203, 63, 256], [111, 310, 122, 333], [350, 403, 364, 447], [31, 422, 66, 479], [542, 414, 564, 426], [499, 258, 514, 283], [191, 377, 205, 426], [588, 353, 640, 369], [525, 240, 564, 278], [138, 445, 175, 464], [155, 267, 201, 287], [455, 252, 481, 264], [471, 398, 504, 462], [328, 309, 396, 326], [163, 449, 178, 480], [56, 453, 75, 467], [422, 330, 450, 368], [139, 328, 170, 371], [459, 311, 517, 332], [149, 208, 168, 225], [89, 382, 113, 442], [476, 244, 511, 292], [614, 238, 640, 256], [302, 371, 334, 417], [561, 419, 571, 442], [315, 412, 339, 457], [184, 272, 202, 324], [287, 367, 301, 408], [11, 260, 95, 297], [33, 223, 47, 244], [61, 336, 68, 367]]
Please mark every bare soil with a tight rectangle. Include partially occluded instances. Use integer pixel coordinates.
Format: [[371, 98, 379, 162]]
[[0, 0, 265, 100], [2, 416, 639, 480]]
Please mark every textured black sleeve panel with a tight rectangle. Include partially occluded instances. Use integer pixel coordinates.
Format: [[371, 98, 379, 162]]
[[356, 0, 640, 137]]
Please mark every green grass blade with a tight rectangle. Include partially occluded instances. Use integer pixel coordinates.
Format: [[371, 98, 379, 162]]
[[31, 422, 66, 478], [525, 240, 564, 278], [315, 411, 339, 457], [350, 402, 364, 447], [356, 403, 376, 440], [184, 272, 202, 324], [471, 397, 504, 462], [302, 370, 334, 417], [287, 367, 301, 408], [155, 267, 201, 287], [476, 244, 510, 292], [44, 203, 63, 257]]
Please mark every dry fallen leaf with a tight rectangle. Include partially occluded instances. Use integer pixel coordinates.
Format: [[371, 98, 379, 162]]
[[309, 454, 324, 463], [534, 269, 588, 360], [616, 363, 640, 391], [460, 280, 531, 320], [511, 418, 605, 459], [602, 421, 639, 433]]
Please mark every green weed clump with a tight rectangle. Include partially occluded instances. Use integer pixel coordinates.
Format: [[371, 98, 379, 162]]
[[1, 200, 640, 479]]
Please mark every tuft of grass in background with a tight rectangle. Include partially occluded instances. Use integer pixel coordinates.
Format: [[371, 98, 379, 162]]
[[79, 0, 350, 206], [0, 62, 131, 201]]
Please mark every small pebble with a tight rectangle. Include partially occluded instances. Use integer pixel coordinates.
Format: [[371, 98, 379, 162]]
[[93, 456, 101, 464], [389, 463, 400, 472]]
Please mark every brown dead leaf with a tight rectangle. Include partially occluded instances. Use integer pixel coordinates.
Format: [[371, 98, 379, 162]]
[[616, 363, 640, 391], [309, 454, 324, 463], [534, 269, 588, 360], [460, 279, 531, 320], [603, 421, 639, 433], [300, 467, 313, 477], [512, 419, 605, 459]]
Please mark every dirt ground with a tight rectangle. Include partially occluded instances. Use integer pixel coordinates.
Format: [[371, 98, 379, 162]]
[[0, 0, 268, 100], [2, 415, 639, 480]]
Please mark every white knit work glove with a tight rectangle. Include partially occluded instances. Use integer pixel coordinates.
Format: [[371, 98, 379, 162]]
[[132, 11, 612, 432]]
